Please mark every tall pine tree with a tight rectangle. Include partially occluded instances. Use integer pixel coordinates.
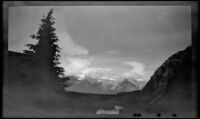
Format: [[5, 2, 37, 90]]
[[24, 9, 64, 77]]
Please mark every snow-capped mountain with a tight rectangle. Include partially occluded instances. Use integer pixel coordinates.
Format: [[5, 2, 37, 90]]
[[64, 76, 142, 94]]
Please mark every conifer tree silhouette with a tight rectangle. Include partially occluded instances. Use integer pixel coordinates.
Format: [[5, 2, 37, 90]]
[[24, 9, 64, 77]]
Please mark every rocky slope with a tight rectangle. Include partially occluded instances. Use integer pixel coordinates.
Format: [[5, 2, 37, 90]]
[[140, 46, 193, 103]]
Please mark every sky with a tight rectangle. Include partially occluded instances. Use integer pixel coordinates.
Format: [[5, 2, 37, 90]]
[[8, 6, 191, 82]]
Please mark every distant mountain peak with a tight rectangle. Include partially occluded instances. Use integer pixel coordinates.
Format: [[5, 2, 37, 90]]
[[64, 75, 141, 94]]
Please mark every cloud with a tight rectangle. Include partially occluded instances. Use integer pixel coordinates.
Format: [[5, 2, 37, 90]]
[[122, 61, 146, 81], [64, 57, 91, 76], [63, 57, 111, 79], [62, 55, 147, 82], [101, 50, 121, 55], [57, 31, 89, 55], [124, 61, 146, 75], [53, 9, 89, 56], [78, 67, 111, 80]]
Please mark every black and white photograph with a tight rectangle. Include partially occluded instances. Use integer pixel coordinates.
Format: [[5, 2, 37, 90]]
[[3, 1, 198, 118]]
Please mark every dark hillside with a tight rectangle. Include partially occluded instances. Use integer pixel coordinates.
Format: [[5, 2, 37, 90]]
[[6, 51, 62, 89], [130, 46, 196, 116], [141, 46, 193, 103]]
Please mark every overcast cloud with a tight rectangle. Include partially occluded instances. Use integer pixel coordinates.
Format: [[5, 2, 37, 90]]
[[8, 6, 191, 81]]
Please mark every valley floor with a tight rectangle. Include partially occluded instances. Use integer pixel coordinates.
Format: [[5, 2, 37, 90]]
[[3, 83, 197, 118]]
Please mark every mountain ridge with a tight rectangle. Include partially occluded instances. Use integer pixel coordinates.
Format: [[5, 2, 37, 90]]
[[64, 76, 140, 94], [140, 46, 193, 103]]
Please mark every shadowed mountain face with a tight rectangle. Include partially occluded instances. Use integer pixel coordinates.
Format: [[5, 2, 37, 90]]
[[140, 46, 194, 103]]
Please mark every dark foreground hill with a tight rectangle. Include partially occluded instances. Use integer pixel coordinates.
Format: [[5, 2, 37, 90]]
[[128, 46, 196, 116], [3, 47, 196, 118], [141, 46, 195, 103]]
